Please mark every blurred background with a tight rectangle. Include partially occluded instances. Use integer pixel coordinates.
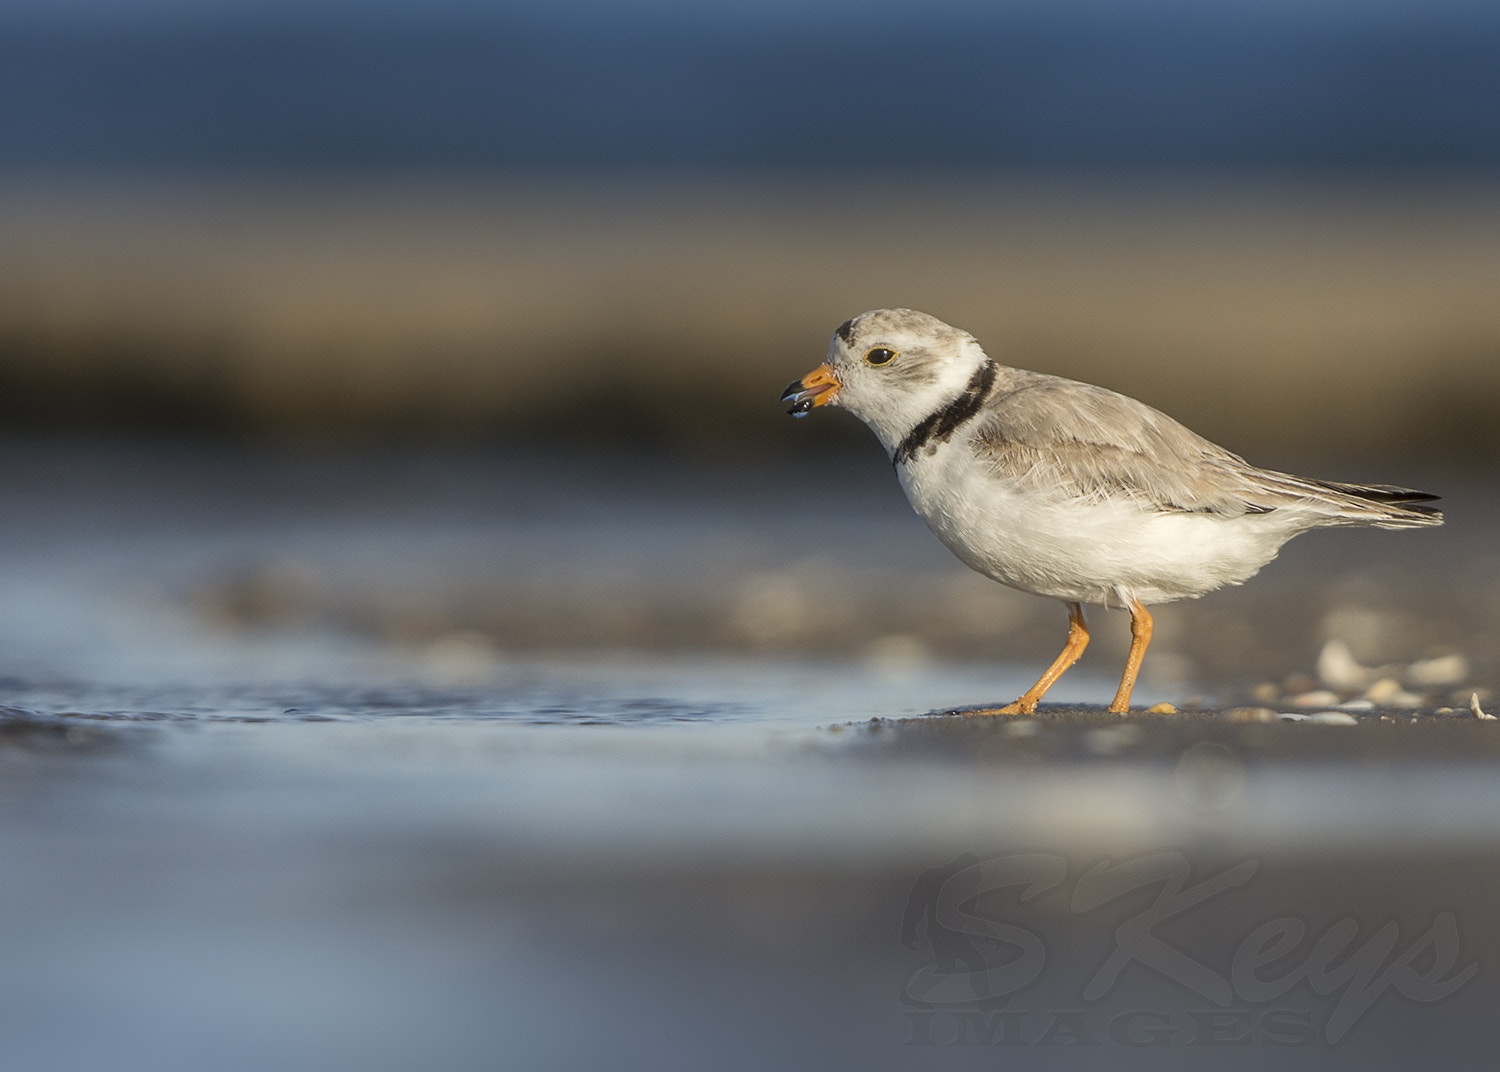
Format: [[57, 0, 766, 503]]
[[4, 4, 1500, 1069], [2, 0, 1498, 464], [3, 0, 1498, 677]]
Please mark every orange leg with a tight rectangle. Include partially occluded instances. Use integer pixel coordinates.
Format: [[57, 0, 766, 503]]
[[968, 602, 1089, 715], [1108, 598, 1153, 714]]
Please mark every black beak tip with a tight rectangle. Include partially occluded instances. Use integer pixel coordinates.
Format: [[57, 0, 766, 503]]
[[779, 380, 804, 402]]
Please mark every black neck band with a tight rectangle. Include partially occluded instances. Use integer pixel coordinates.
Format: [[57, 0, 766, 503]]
[[893, 360, 997, 467]]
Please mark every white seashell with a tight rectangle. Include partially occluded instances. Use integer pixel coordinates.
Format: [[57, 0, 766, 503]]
[[1317, 639, 1374, 691], [1405, 653, 1470, 689]]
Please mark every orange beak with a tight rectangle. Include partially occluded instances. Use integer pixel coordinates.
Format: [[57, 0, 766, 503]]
[[780, 364, 841, 417]]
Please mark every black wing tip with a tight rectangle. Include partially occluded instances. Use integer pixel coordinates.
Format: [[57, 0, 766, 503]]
[[1369, 486, 1441, 505], [1317, 481, 1442, 506], [1313, 480, 1445, 523]]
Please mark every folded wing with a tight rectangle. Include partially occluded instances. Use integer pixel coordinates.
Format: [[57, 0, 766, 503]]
[[970, 372, 1441, 527]]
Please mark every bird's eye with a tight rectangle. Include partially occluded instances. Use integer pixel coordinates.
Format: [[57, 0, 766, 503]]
[[864, 347, 897, 366]]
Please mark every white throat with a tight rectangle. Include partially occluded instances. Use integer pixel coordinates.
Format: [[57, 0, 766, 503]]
[[851, 351, 993, 459]]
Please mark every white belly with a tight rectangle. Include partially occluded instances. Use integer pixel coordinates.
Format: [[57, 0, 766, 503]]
[[896, 443, 1295, 607]]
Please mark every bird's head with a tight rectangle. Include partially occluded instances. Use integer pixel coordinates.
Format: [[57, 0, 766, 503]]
[[780, 308, 989, 453]]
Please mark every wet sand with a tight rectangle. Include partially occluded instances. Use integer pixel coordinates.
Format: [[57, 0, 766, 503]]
[[4, 689, 1499, 1069]]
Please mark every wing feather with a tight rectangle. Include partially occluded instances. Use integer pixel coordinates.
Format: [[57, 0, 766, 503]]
[[968, 372, 1440, 525]]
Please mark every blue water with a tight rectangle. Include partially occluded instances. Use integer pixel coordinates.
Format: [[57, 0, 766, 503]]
[[2, 5, 1498, 174]]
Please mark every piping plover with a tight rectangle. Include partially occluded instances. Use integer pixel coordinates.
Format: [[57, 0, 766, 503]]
[[781, 308, 1442, 714]]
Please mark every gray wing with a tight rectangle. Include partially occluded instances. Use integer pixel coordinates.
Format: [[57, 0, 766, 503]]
[[969, 372, 1437, 522]]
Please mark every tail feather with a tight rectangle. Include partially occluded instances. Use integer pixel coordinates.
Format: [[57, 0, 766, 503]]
[[1309, 479, 1444, 527]]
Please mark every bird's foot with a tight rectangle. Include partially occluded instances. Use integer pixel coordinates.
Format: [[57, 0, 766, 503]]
[[963, 700, 1036, 716]]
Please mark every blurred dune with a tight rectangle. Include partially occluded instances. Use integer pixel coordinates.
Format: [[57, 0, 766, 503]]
[[2, 178, 1498, 466]]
